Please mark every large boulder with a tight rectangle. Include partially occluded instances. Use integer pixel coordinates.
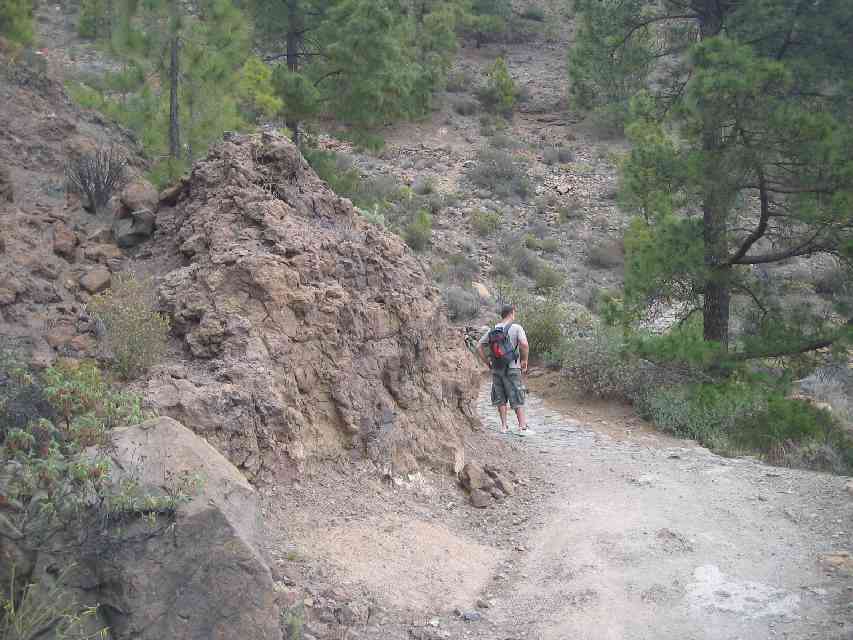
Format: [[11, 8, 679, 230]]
[[113, 208, 155, 247], [119, 179, 159, 216], [147, 132, 479, 481], [96, 417, 281, 640]]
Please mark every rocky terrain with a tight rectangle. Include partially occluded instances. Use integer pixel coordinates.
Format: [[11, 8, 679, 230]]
[[1, 4, 852, 640]]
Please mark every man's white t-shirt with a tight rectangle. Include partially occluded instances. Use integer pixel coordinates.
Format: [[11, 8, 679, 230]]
[[478, 322, 528, 369]]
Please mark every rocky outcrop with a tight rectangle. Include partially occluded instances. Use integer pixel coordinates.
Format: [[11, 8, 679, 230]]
[[96, 417, 281, 640], [146, 132, 479, 481]]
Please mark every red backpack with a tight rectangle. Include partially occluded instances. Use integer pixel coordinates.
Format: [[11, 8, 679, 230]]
[[487, 322, 517, 370]]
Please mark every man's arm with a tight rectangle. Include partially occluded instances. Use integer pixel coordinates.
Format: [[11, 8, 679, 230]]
[[477, 343, 491, 369], [518, 340, 529, 373]]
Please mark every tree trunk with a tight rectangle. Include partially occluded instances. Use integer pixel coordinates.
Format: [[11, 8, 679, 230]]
[[168, 2, 181, 160], [286, 0, 301, 146], [698, 1, 730, 351]]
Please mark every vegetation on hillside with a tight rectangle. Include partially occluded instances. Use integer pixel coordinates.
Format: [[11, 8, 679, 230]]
[[565, 0, 853, 470]]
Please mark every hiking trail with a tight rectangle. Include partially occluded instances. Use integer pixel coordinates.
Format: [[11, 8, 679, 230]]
[[461, 380, 853, 640]]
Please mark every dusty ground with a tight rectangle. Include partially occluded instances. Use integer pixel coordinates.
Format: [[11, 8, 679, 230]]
[[262, 370, 853, 640]]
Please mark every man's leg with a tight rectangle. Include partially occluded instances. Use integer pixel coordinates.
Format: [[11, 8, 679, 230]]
[[514, 405, 526, 431], [497, 403, 508, 432]]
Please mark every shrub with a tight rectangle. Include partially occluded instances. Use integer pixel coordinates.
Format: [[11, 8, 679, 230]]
[[533, 262, 564, 291], [447, 253, 480, 285], [404, 210, 432, 251], [471, 209, 503, 236], [356, 205, 386, 227], [87, 274, 171, 380], [489, 133, 518, 150], [444, 286, 481, 321], [477, 57, 516, 116], [479, 113, 508, 137], [525, 234, 560, 253], [586, 238, 625, 269], [495, 285, 567, 364], [65, 146, 127, 216], [520, 6, 546, 22], [813, 266, 852, 296], [304, 148, 362, 202], [446, 70, 474, 93], [0, 355, 177, 558], [412, 175, 435, 196], [562, 330, 645, 400], [1, 565, 106, 639], [0, 0, 34, 44], [558, 205, 577, 224], [493, 256, 514, 279], [542, 144, 574, 165], [451, 96, 479, 116], [535, 192, 558, 214], [466, 148, 529, 200], [736, 396, 852, 471], [512, 246, 541, 279], [78, 0, 107, 38]]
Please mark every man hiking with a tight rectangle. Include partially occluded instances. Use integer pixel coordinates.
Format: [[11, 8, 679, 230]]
[[477, 303, 532, 435]]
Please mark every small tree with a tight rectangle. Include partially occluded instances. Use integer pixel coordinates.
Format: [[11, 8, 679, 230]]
[[478, 57, 516, 116], [65, 147, 127, 216]]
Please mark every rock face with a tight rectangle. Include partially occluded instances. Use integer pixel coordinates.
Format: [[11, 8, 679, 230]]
[[147, 133, 479, 481], [97, 417, 281, 640]]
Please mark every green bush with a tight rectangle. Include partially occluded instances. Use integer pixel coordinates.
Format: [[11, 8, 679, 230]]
[[736, 396, 853, 471], [88, 274, 171, 380], [404, 210, 432, 251], [451, 96, 479, 116], [562, 330, 646, 400], [477, 57, 516, 116], [0, 0, 34, 44], [525, 234, 560, 253], [0, 356, 169, 555], [471, 209, 503, 236], [533, 262, 565, 291], [558, 205, 577, 224], [444, 286, 480, 321], [78, 0, 107, 39], [489, 132, 519, 150], [466, 148, 529, 200], [304, 149, 363, 201]]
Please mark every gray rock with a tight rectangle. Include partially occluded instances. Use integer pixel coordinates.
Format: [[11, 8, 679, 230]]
[[460, 462, 493, 492], [79, 267, 111, 294], [462, 611, 482, 622], [470, 489, 491, 508], [113, 208, 155, 248], [95, 417, 282, 640]]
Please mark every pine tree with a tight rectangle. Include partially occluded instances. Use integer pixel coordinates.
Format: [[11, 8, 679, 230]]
[[259, 0, 463, 145], [464, 0, 511, 48], [0, 0, 34, 45], [572, 1, 853, 361]]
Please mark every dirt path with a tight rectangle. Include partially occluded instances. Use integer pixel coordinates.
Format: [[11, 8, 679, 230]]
[[458, 383, 853, 640]]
